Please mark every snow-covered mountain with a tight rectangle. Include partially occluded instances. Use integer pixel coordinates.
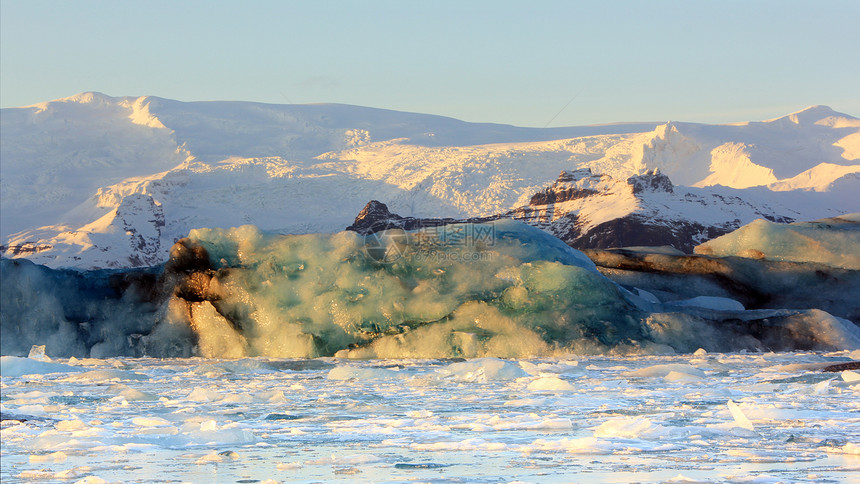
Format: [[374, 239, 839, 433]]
[[1, 92, 858, 268]]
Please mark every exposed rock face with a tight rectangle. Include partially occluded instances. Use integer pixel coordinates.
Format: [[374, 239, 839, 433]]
[[822, 362, 860, 372], [348, 169, 786, 253], [528, 169, 601, 205], [627, 170, 674, 194], [0, 242, 54, 257], [573, 217, 732, 253], [117, 193, 166, 267]]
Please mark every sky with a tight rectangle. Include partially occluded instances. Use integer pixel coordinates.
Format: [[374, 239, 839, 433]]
[[1, 0, 859, 127]]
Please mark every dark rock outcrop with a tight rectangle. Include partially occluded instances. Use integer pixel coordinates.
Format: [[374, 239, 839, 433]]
[[822, 362, 860, 372], [346, 200, 500, 235], [627, 170, 674, 194], [573, 216, 732, 254]]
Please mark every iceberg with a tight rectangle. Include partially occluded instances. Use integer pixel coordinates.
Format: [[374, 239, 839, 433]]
[[3, 220, 859, 359], [155, 220, 640, 358], [0, 258, 162, 358], [695, 214, 860, 269]]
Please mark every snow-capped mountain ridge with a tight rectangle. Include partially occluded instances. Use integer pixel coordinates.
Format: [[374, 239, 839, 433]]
[[1, 93, 857, 268]]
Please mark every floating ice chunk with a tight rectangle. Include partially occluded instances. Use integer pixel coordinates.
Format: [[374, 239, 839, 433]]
[[406, 409, 434, 418], [527, 376, 575, 391], [327, 366, 402, 381], [842, 443, 860, 455], [624, 363, 705, 378], [693, 348, 708, 356], [592, 417, 665, 439], [28, 345, 50, 361], [842, 370, 860, 383], [822, 442, 860, 455], [304, 454, 382, 466], [29, 451, 68, 463], [441, 358, 527, 382], [185, 387, 222, 402], [394, 462, 449, 469], [409, 438, 508, 451], [634, 287, 661, 303], [0, 356, 84, 377], [179, 420, 257, 445], [718, 474, 787, 483], [56, 420, 88, 431], [68, 357, 125, 368], [276, 462, 303, 470], [31, 430, 105, 451], [523, 436, 620, 454], [195, 451, 232, 464], [255, 389, 287, 403], [62, 369, 148, 382], [109, 384, 157, 401], [664, 370, 703, 382], [519, 360, 581, 376], [668, 296, 745, 311], [664, 475, 711, 483], [132, 417, 172, 427], [727, 400, 754, 431], [72, 477, 108, 484]]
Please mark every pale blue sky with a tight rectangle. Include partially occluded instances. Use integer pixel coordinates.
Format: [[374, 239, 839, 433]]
[[2, 0, 858, 126]]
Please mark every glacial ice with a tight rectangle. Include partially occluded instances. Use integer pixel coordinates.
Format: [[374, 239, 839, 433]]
[[0, 258, 162, 358], [695, 214, 860, 269], [3, 220, 860, 359], [667, 295, 745, 311], [0, 356, 83, 377], [727, 400, 755, 431], [440, 358, 527, 381], [527, 376, 576, 391], [150, 220, 640, 358]]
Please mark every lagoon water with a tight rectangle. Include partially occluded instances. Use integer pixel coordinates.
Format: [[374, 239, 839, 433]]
[[2, 352, 859, 483]]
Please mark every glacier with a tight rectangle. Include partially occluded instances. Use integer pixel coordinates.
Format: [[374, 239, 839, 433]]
[[2, 94, 858, 269], [3, 220, 859, 359]]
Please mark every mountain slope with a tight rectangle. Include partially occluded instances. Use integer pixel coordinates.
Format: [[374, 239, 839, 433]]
[[1, 93, 858, 268]]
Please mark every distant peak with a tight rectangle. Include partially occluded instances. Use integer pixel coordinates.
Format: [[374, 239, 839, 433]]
[[789, 105, 835, 121], [766, 105, 859, 127], [62, 91, 116, 104], [793, 104, 834, 114]]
